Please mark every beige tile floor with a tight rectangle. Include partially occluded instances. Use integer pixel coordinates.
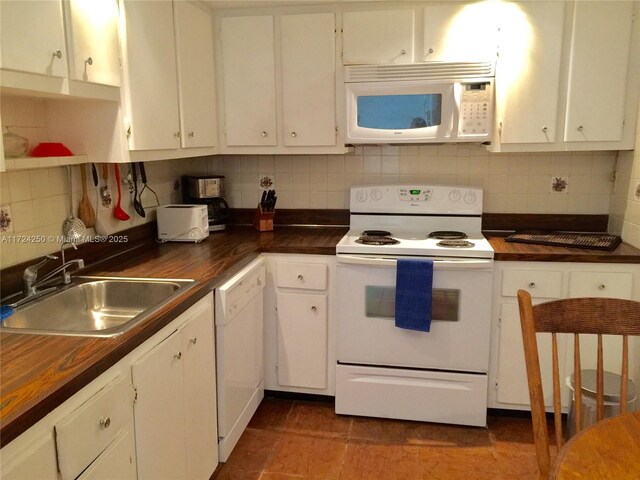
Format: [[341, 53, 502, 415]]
[[212, 397, 556, 479]]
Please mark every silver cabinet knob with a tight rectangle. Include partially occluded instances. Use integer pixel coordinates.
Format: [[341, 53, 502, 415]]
[[297, 274, 304, 280], [528, 282, 536, 288], [99, 417, 111, 429], [85, 56, 93, 66], [174, 131, 181, 138], [187, 131, 194, 138], [174, 352, 182, 360], [190, 337, 197, 344], [290, 131, 297, 137], [577, 125, 584, 131], [542, 126, 548, 133], [311, 306, 317, 312], [53, 49, 63, 59], [261, 131, 268, 137], [598, 284, 606, 290]]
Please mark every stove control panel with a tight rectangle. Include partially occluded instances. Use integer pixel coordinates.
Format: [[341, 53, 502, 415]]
[[350, 184, 483, 215], [398, 188, 432, 202]]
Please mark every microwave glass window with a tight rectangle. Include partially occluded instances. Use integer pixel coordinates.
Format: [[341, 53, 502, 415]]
[[365, 286, 459, 321], [357, 94, 442, 130]]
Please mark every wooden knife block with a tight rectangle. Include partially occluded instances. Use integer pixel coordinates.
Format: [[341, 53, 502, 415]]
[[253, 205, 275, 232]]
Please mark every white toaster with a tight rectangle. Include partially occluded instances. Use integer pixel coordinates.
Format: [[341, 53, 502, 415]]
[[157, 205, 209, 242]]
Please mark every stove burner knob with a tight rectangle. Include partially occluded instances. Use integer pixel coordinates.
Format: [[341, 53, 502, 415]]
[[448, 189, 461, 202], [464, 191, 477, 204], [356, 190, 368, 203], [370, 188, 383, 201]]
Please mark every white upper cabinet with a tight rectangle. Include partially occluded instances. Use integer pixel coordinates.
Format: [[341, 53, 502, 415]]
[[221, 15, 277, 146], [281, 13, 336, 147], [0, 0, 67, 78], [121, 0, 181, 151], [174, 1, 217, 149], [342, 9, 414, 65], [496, 1, 565, 144], [564, 1, 634, 142], [65, 0, 121, 87], [422, 2, 499, 63]]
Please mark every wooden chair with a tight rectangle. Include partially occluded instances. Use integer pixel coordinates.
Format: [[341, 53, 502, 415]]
[[517, 289, 640, 478]]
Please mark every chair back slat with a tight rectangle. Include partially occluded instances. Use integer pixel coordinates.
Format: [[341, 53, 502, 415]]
[[516, 290, 640, 478], [552, 333, 564, 449], [574, 335, 582, 434], [597, 334, 604, 421], [621, 336, 629, 414]]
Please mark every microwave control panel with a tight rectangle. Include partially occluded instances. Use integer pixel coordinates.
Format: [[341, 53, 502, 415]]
[[459, 82, 492, 138]]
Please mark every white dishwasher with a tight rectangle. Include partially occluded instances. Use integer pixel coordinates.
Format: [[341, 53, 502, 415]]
[[215, 258, 265, 462]]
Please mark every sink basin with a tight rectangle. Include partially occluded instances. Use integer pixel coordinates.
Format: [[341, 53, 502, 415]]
[[0, 276, 197, 337]]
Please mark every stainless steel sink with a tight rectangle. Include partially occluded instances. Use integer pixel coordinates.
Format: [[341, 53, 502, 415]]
[[0, 276, 197, 337]]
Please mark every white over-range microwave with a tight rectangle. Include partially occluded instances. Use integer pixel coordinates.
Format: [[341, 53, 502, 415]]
[[344, 62, 495, 144]]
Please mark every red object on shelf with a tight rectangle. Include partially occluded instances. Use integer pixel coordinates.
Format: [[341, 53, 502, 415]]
[[30, 142, 73, 157]]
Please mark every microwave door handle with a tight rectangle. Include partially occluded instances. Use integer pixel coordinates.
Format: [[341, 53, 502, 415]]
[[336, 254, 493, 270]]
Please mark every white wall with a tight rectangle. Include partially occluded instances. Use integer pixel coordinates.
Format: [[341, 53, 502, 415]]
[[609, 99, 640, 249], [213, 146, 617, 214]]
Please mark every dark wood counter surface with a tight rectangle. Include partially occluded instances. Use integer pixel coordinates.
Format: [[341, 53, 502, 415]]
[[486, 233, 640, 263], [0, 225, 347, 447]]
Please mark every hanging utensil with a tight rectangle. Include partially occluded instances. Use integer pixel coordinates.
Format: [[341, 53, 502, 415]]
[[100, 163, 112, 208], [62, 165, 87, 242], [113, 164, 130, 221], [93, 164, 107, 236], [78, 164, 95, 227], [138, 162, 159, 207], [132, 162, 145, 217]]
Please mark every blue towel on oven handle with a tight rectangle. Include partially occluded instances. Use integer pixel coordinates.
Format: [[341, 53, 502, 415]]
[[394, 258, 433, 332]]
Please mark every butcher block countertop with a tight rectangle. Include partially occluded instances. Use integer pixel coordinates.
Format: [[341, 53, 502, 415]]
[[2, 223, 640, 447]]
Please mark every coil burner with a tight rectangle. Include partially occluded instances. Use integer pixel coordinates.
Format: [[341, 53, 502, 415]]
[[428, 231, 468, 240], [356, 236, 400, 246], [436, 239, 475, 248], [362, 230, 392, 237]]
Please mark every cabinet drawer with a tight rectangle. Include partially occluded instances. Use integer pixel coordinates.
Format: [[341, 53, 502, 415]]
[[501, 270, 562, 298], [569, 271, 633, 299], [276, 262, 327, 290], [55, 375, 134, 480]]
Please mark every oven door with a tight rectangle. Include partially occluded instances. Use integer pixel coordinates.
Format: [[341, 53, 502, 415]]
[[336, 254, 493, 372]]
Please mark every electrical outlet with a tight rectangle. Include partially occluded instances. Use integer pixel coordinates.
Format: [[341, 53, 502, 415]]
[[551, 176, 569, 193]]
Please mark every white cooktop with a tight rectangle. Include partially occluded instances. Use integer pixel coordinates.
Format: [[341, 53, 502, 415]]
[[337, 184, 494, 259]]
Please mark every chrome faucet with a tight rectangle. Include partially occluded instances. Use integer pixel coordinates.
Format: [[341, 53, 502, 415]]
[[23, 243, 85, 297]]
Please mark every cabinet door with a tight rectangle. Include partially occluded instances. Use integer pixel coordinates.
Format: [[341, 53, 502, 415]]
[[342, 9, 414, 65], [277, 292, 328, 389], [221, 15, 277, 146], [422, 3, 498, 62], [564, 1, 634, 142], [132, 331, 187, 479], [496, 303, 571, 408], [122, 0, 180, 150], [182, 306, 218, 479], [174, 1, 217, 149], [66, 0, 121, 87], [76, 430, 136, 480], [0, 0, 67, 77], [496, 1, 565, 144], [0, 434, 58, 480], [281, 13, 336, 147]]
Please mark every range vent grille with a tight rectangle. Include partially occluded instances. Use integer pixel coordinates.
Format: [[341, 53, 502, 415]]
[[344, 62, 495, 83]]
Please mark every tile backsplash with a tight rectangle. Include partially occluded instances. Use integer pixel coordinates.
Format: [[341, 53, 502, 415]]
[[212, 145, 617, 215]]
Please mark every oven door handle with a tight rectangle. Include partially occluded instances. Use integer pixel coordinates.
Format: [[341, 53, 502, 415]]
[[336, 254, 493, 270]]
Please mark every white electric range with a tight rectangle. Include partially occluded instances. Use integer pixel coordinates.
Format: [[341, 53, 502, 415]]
[[335, 184, 494, 427]]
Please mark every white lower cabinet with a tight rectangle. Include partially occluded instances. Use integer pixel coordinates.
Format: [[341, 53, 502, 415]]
[[0, 294, 218, 480], [264, 254, 335, 395], [132, 296, 218, 479], [489, 261, 640, 412]]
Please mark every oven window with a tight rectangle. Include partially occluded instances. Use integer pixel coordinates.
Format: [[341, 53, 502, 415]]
[[365, 286, 460, 321], [357, 94, 442, 130]]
